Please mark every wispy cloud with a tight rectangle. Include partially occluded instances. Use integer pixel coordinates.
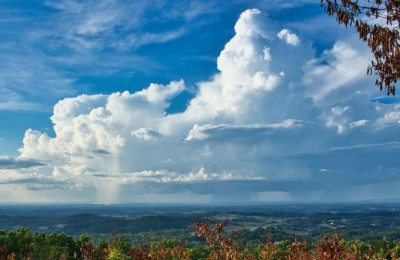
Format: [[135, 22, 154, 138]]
[[0, 0, 221, 111], [43, 0, 216, 52]]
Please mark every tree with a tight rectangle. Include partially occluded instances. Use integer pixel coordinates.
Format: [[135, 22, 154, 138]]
[[320, 0, 400, 95]]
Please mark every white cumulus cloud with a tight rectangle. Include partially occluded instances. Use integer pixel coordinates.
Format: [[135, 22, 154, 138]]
[[277, 29, 300, 46]]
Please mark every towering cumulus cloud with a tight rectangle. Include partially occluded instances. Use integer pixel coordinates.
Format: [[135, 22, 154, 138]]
[[3, 9, 400, 203]]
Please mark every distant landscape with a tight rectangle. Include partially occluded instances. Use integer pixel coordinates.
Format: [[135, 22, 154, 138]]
[[1, 203, 400, 243], [2, 203, 400, 258]]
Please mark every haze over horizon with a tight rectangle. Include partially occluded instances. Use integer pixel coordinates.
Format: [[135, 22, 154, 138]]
[[1, 0, 400, 204]]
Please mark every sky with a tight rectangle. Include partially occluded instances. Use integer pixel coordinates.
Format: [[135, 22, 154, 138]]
[[1, 0, 400, 204]]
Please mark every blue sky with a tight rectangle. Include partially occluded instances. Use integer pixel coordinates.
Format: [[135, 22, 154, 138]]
[[1, 0, 400, 204]]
